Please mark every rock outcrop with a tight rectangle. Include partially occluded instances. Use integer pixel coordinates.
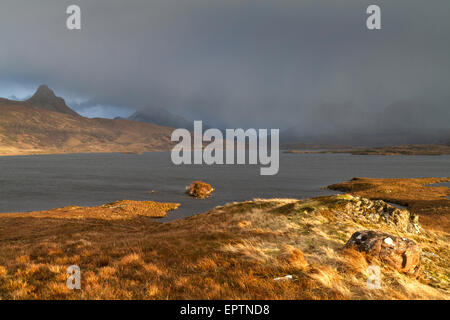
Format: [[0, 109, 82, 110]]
[[345, 230, 421, 274], [186, 181, 214, 199], [335, 194, 420, 233]]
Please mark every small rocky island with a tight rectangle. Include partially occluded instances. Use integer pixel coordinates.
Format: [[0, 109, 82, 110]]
[[186, 181, 215, 199]]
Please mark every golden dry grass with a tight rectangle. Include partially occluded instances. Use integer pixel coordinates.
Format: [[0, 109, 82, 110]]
[[0, 195, 448, 300], [1, 200, 180, 221]]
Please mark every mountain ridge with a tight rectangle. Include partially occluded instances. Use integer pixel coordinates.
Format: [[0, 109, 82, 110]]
[[126, 108, 194, 130], [0, 86, 175, 156]]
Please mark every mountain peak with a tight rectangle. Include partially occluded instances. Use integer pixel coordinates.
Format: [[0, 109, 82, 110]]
[[33, 84, 55, 98], [26, 85, 80, 117]]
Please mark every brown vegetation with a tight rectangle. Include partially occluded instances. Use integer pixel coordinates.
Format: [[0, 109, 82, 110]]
[[0, 195, 447, 300], [284, 144, 450, 155], [328, 177, 450, 232], [347, 145, 450, 155]]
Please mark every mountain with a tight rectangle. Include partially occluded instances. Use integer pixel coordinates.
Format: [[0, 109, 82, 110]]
[[281, 99, 450, 147], [0, 85, 175, 155], [126, 108, 195, 131], [280, 129, 450, 148], [25, 85, 80, 117]]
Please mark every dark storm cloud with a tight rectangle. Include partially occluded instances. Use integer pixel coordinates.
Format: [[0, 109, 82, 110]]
[[0, 0, 449, 132]]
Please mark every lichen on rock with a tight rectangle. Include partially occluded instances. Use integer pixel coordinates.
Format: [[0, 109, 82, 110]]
[[345, 230, 421, 274], [336, 195, 421, 234]]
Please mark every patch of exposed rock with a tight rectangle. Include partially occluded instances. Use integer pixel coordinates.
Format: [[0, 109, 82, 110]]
[[345, 230, 421, 274], [335, 194, 420, 233]]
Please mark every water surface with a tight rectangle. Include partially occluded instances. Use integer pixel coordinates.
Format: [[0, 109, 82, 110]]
[[0, 152, 448, 221]]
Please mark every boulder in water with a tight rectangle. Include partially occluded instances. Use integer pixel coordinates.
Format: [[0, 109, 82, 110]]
[[186, 181, 214, 199]]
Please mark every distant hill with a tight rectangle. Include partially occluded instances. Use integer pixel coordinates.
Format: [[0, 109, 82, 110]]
[[0, 85, 175, 155], [124, 108, 194, 130], [125, 108, 214, 131], [280, 129, 450, 148], [281, 99, 450, 147]]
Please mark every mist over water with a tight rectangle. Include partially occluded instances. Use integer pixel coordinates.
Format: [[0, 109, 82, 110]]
[[0, 153, 448, 221]]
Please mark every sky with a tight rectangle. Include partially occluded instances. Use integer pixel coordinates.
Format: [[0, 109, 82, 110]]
[[0, 0, 449, 135]]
